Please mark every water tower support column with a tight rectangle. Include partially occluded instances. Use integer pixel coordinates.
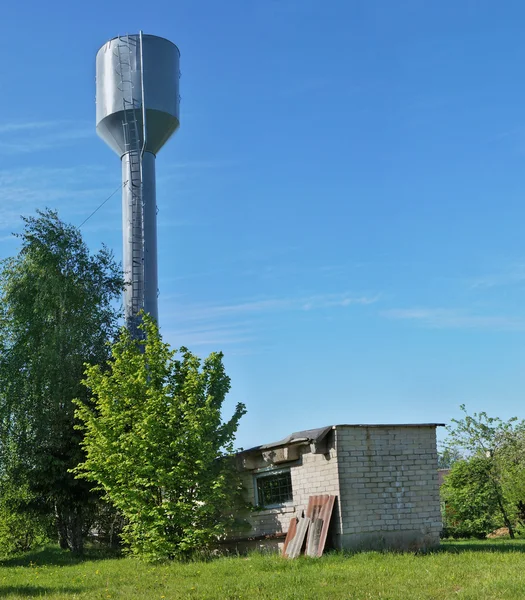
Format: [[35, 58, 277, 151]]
[[121, 151, 158, 332]]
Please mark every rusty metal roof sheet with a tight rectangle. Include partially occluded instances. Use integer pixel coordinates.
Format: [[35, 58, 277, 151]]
[[305, 494, 336, 558]]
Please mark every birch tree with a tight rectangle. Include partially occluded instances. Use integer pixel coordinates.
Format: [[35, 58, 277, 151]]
[[0, 209, 122, 553]]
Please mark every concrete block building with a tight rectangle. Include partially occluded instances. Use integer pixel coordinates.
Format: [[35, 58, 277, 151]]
[[231, 423, 443, 552]]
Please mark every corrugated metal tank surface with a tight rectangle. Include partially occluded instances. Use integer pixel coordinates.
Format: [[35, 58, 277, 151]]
[[96, 34, 180, 156]]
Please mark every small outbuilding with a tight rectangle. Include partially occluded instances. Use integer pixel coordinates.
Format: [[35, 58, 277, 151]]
[[230, 423, 444, 553]]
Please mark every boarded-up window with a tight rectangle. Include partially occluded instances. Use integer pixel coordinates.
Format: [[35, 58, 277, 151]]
[[255, 469, 293, 508]]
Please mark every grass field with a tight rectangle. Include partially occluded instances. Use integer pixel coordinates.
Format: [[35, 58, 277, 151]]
[[2, 539, 525, 599]]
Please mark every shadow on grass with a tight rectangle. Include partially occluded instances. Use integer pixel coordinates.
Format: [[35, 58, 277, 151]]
[[0, 545, 122, 568], [0, 586, 83, 597], [439, 540, 525, 554]]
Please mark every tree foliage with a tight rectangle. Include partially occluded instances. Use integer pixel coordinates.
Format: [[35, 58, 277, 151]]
[[441, 457, 502, 538], [437, 446, 462, 470], [0, 209, 122, 553], [0, 480, 53, 556], [74, 316, 247, 561], [442, 405, 525, 538]]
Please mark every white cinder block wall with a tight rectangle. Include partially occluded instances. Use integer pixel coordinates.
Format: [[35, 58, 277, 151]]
[[336, 425, 442, 550]]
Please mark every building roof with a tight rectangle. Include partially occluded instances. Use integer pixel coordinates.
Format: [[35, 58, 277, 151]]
[[242, 426, 333, 453], [241, 423, 445, 454]]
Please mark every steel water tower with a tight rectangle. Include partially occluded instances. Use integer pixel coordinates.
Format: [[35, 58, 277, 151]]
[[96, 33, 180, 335]]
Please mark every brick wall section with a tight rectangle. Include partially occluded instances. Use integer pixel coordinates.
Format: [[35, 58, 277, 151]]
[[289, 438, 341, 538], [232, 431, 341, 543], [336, 425, 441, 550]]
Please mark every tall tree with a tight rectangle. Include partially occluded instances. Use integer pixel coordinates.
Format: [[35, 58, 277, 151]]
[[0, 209, 122, 553], [74, 316, 247, 561]]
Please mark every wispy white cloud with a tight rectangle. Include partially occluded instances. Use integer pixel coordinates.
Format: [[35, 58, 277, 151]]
[[162, 324, 255, 348], [172, 293, 380, 322], [163, 261, 359, 285], [468, 265, 525, 289], [0, 166, 117, 232], [0, 154, 236, 235], [382, 308, 525, 331], [486, 125, 525, 144], [0, 120, 92, 154], [160, 292, 379, 348], [0, 122, 61, 134]]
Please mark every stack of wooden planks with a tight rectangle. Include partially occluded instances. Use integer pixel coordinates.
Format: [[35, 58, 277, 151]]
[[282, 495, 336, 558]]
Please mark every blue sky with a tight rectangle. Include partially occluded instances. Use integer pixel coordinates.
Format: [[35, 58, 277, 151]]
[[2, 0, 525, 449]]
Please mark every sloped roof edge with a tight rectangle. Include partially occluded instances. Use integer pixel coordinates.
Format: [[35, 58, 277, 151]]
[[240, 423, 445, 454], [240, 426, 334, 454]]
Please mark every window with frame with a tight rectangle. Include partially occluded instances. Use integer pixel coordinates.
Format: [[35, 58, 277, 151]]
[[254, 469, 293, 508]]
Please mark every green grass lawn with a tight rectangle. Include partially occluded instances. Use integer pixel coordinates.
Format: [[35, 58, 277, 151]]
[[2, 539, 525, 599]]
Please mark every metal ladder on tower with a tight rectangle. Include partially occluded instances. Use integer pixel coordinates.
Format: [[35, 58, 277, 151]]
[[115, 35, 144, 320]]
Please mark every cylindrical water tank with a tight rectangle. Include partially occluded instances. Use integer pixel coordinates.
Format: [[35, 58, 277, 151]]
[[96, 34, 180, 155]]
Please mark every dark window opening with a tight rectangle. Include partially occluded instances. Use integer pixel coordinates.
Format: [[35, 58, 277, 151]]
[[255, 469, 293, 508]]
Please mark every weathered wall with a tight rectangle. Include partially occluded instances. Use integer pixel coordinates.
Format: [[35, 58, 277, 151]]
[[336, 425, 441, 550], [230, 431, 340, 549], [288, 437, 341, 542]]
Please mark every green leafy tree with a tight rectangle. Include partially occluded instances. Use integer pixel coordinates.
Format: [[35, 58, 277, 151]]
[[444, 405, 525, 538], [438, 446, 462, 470], [74, 316, 247, 561], [496, 424, 525, 528], [0, 209, 122, 553], [441, 457, 502, 538]]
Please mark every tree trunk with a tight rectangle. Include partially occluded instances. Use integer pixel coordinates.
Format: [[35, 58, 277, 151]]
[[55, 504, 69, 550], [496, 495, 515, 539], [109, 513, 123, 550], [56, 503, 84, 553], [67, 513, 84, 554]]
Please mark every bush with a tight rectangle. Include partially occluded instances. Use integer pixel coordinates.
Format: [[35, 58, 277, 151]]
[[0, 484, 52, 556], [441, 457, 504, 539]]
